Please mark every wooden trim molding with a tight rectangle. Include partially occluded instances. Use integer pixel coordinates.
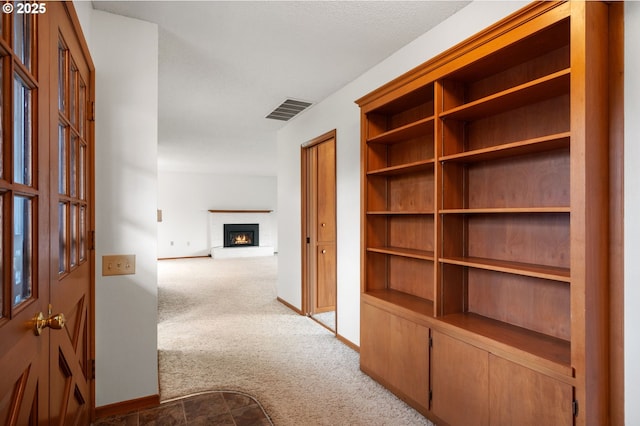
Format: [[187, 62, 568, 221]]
[[158, 255, 210, 261], [301, 129, 337, 149], [208, 209, 273, 213], [94, 394, 160, 420], [337, 334, 360, 353], [607, 2, 625, 424], [277, 297, 303, 315]]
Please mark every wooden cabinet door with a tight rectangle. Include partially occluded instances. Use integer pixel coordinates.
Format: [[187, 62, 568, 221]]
[[361, 303, 430, 411], [431, 330, 489, 426], [388, 311, 430, 409], [489, 355, 573, 426], [360, 302, 391, 381]]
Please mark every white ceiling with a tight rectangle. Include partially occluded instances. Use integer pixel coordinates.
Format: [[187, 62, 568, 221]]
[[92, 1, 470, 176]]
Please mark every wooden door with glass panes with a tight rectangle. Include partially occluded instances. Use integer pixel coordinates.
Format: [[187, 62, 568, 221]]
[[49, 3, 94, 424], [0, 3, 94, 424]]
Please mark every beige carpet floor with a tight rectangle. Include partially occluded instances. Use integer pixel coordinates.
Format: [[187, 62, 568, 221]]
[[158, 256, 434, 426]]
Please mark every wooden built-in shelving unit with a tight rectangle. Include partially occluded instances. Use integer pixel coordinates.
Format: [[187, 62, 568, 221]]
[[357, 2, 615, 425]]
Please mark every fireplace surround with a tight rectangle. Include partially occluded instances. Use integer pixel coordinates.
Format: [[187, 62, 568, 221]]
[[209, 209, 275, 259], [224, 223, 259, 248]]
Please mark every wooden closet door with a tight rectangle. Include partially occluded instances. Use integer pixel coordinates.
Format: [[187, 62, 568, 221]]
[[302, 131, 336, 317], [313, 138, 336, 313]]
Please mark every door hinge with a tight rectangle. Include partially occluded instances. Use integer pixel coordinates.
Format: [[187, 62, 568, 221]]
[[429, 389, 433, 402], [429, 336, 433, 348], [573, 400, 579, 417], [306, 237, 310, 244], [89, 101, 95, 122], [89, 230, 95, 251], [91, 359, 96, 380]]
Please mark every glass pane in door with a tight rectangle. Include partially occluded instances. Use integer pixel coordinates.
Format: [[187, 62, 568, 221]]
[[79, 142, 86, 200], [59, 124, 67, 194], [13, 10, 31, 71], [70, 134, 77, 197], [59, 202, 67, 274], [70, 64, 77, 127], [12, 195, 32, 306], [79, 81, 86, 138], [79, 205, 86, 262], [70, 204, 77, 268], [58, 41, 66, 113], [13, 73, 32, 186]]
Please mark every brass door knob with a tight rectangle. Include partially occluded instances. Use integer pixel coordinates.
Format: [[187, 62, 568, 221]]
[[33, 312, 66, 336]]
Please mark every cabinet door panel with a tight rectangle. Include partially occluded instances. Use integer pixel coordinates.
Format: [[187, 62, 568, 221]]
[[388, 313, 430, 408], [360, 302, 391, 381], [431, 330, 489, 426], [316, 139, 336, 243], [489, 355, 573, 426], [361, 303, 429, 411], [315, 243, 336, 312]]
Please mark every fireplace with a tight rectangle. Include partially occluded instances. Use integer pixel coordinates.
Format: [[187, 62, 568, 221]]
[[223, 223, 259, 248]]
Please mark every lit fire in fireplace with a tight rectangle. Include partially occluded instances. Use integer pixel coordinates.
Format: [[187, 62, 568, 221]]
[[234, 233, 251, 245]]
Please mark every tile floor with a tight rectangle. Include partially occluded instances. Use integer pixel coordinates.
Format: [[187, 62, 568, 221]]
[[92, 391, 273, 426]]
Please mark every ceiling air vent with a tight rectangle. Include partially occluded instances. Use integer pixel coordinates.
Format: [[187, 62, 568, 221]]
[[266, 99, 313, 121]]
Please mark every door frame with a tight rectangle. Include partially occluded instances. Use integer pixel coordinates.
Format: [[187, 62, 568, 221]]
[[301, 129, 337, 328]]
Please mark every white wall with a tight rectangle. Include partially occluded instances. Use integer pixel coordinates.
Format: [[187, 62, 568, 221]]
[[75, 3, 160, 407], [73, 1, 92, 48], [157, 172, 277, 258], [625, 2, 640, 424], [276, 1, 526, 346]]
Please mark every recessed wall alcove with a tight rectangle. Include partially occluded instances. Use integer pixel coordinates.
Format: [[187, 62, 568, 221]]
[[209, 210, 275, 259]]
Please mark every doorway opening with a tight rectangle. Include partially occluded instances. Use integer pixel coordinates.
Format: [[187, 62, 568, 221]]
[[301, 130, 337, 333]]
